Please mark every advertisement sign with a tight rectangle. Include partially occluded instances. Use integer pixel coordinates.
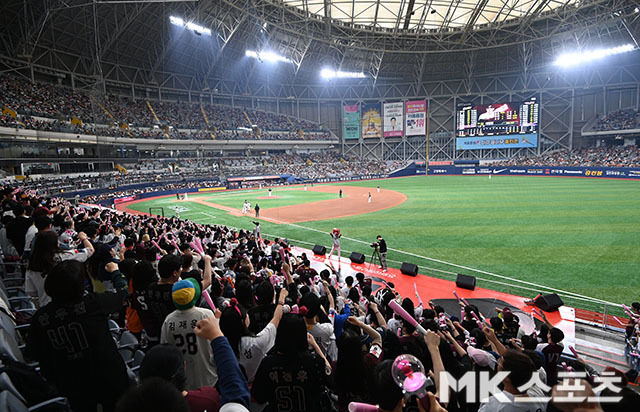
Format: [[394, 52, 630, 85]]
[[383, 102, 404, 137], [342, 105, 360, 140], [456, 134, 538, 150], [405, 100, 427, 136], [197, 187, 226, 192], [114, 196, 135, 204], [361, 103, 382, 138], [426, 165, 640, 179]]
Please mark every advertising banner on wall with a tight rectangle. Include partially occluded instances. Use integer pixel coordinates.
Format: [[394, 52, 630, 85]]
[[342, 105, 360, 140], [424, 165, 640, 179], [383, 102, 404, 137], [456, 134, 538, 150], [361, 103, 383, 138], [405, 100, 427, 136]]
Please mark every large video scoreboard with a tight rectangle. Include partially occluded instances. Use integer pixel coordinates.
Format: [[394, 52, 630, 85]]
[[456, 99, 539, 150]]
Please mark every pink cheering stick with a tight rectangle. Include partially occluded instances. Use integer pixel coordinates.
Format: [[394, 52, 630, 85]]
[[471, 312, 484, 329], [171, 239, 180, 251], [461, 297, 471, 307], [151, 240, 162, 251], [348, 402, 377, 412], [453, 291, 461, 302], [189, 241, 201, 254], [195, 237, 204, 253], [568, 345, 580, 360], [388, 300, 428, 336], [621, 305, 637, 318], [561, 362, 568, 371], [414, 283, 423, 305], [531, 308, 543, 318], [202, 290, 216, 311]]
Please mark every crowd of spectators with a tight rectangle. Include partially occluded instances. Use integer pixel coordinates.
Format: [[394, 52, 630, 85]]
[[5, 153, 406, 196], [81, 180, 223, 204], [222, 153, 406, 180], [492, 146, 640, 168], [0, 74, 332, 141], [1, 186, 638, 412], [592, 109, 640, 132], [15, 168, 222, 195]]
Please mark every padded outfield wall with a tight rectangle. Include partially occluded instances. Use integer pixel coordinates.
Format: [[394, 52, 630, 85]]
[[391, 161, 640, 180]]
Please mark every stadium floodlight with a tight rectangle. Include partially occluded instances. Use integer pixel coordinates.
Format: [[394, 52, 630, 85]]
[[245, 50, 292, 64], [554, 44, 635, 68], [320, 68, 366, 79], [169, 15, 211, 36]]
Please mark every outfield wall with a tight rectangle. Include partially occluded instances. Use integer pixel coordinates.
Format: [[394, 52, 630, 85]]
[[422, 165, 640, 179]]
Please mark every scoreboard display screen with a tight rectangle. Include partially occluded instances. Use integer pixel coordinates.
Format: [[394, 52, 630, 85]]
[[456, 100, 539, 150]]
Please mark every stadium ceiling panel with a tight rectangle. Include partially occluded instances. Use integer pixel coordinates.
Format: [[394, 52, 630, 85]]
[[280, 0, 577, 31], [0, 0, 638, 94]]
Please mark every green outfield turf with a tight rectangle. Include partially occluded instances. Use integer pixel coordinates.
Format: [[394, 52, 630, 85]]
[[128, 176, 640, 306]]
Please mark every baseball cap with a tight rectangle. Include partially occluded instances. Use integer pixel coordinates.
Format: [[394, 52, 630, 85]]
[[467, 346, 497, 370], [502, 307, 514, 322], [33, 206, 55, 217], [172, 278, 201, 310]]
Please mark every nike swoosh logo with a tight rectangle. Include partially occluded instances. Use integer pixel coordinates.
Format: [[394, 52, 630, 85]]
[[493, 168, 507, 174]]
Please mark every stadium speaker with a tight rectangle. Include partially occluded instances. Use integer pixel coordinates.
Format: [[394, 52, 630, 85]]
[[349, 252, 366, 264], [535, 293, 564, 312], [312, 245, 326, 255], [455, 274, 476, 291], [400, 262, 419, 277]]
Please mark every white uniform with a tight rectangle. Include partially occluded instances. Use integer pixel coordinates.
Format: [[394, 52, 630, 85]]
[[161, 307, 218, 390], [328, 232, 341, 260], [239, 322, 277, 383]]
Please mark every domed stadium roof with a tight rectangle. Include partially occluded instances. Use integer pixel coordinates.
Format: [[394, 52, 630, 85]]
[[0, 0, 637, 92], [281, 0, 577, 31]]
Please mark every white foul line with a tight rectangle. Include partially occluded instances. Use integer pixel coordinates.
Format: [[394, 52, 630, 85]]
[[260, 217, 620, 307]]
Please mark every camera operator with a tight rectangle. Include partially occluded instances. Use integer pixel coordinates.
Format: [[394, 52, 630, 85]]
[[373, 235, 387, 272]]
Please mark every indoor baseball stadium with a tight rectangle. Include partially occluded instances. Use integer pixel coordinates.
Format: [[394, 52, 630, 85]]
[[0, 0, 639, 411]]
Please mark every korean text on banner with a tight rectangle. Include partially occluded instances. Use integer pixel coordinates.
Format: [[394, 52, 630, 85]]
[[406, 100, 427, 136], [383, 102, 404, 137], [343, 105, 361, 140]]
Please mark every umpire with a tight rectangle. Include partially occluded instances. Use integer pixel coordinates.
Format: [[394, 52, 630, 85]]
[[376, 235, 387, 272]]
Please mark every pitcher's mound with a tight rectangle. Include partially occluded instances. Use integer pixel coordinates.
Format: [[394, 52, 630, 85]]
[[257, 196, 281, 199]]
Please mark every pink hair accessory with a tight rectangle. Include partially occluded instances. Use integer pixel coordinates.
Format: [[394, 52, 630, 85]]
[[229, 298, 242, 317]]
